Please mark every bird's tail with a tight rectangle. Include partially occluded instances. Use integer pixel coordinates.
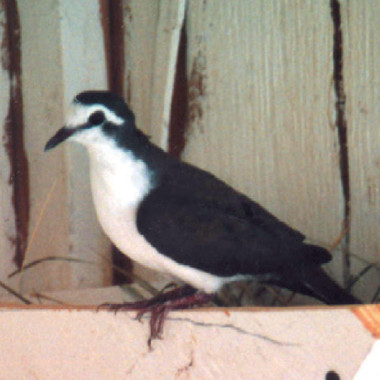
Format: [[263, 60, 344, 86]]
[[264, 265, 361, 305], [298, 266, 361, 305]]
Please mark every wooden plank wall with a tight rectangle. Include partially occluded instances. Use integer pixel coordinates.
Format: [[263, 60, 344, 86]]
[[342, 0, 380, 301], [0, 0, 378, 303], [0, 0, 112, 298], [0, 2, 19, 292]]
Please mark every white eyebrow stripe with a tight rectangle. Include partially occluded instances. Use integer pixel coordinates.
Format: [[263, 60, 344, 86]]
[[66, 104, 124, 129]]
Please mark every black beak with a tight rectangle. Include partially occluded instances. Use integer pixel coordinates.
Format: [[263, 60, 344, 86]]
[[44, 127, 75, 151]]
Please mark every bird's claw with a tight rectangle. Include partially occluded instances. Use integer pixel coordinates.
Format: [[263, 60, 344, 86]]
[[97, 286, 214, 346]]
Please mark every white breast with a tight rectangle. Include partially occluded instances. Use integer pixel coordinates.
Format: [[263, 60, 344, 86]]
[[86, 142, 233, 293]]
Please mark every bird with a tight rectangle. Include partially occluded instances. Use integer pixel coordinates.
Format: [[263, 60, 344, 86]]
[[45, 90, 360, 342]]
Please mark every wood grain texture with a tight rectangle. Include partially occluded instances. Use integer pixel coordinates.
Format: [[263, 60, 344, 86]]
[[183, 1, 342, 256], [18, 0, 70, 292], [122, 0, 160, 135], [18, 0, 111, 292], [0, 4, 18, 292], [122, 0, 185, 148], [341, 0, 380, 300], [148, 0, 186, 149]]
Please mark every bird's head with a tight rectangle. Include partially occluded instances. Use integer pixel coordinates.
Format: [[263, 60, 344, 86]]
[[45, 91, 136, 152]]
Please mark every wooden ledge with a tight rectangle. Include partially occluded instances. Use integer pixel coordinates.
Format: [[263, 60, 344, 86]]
[[0, 301, 378, 379]]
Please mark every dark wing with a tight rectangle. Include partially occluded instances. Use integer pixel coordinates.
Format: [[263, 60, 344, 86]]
[[137, 162, 331, 278]]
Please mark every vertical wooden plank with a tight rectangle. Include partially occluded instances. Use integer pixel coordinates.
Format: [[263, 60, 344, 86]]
[[122, 0, 160, 135], [184, 1, 344, 279], [0, 3, 18, 295], [18, 0, 110, 293], [18, 0, 70, 292], [342, 0, 380, 301], [122, 0, 185, 148], [148, 0, 186, 148]]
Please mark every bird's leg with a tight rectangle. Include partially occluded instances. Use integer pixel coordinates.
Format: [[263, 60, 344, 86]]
[[153, 291, 214, 338], [99, 285, 214, 346], [143, 291, 215, 346], [99, 284, 196, 313], [147, 304, 166, 346]]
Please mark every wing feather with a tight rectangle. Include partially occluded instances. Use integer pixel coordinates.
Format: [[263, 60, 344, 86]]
[[137, 162, 330, 277]]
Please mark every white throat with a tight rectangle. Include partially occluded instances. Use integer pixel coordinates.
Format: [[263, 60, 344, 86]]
[[87, 140, 153, 211]]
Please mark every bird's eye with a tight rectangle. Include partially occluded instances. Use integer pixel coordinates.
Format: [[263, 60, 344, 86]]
[[88, 111, 105, 125]]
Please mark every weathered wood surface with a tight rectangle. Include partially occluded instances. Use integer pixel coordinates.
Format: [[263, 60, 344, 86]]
[[0, 3, 18, 294], [122, 0, 186, 148], [17, 0, 110, 293], [0, 0, 378, 300], [342, 0, 380, 301]]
